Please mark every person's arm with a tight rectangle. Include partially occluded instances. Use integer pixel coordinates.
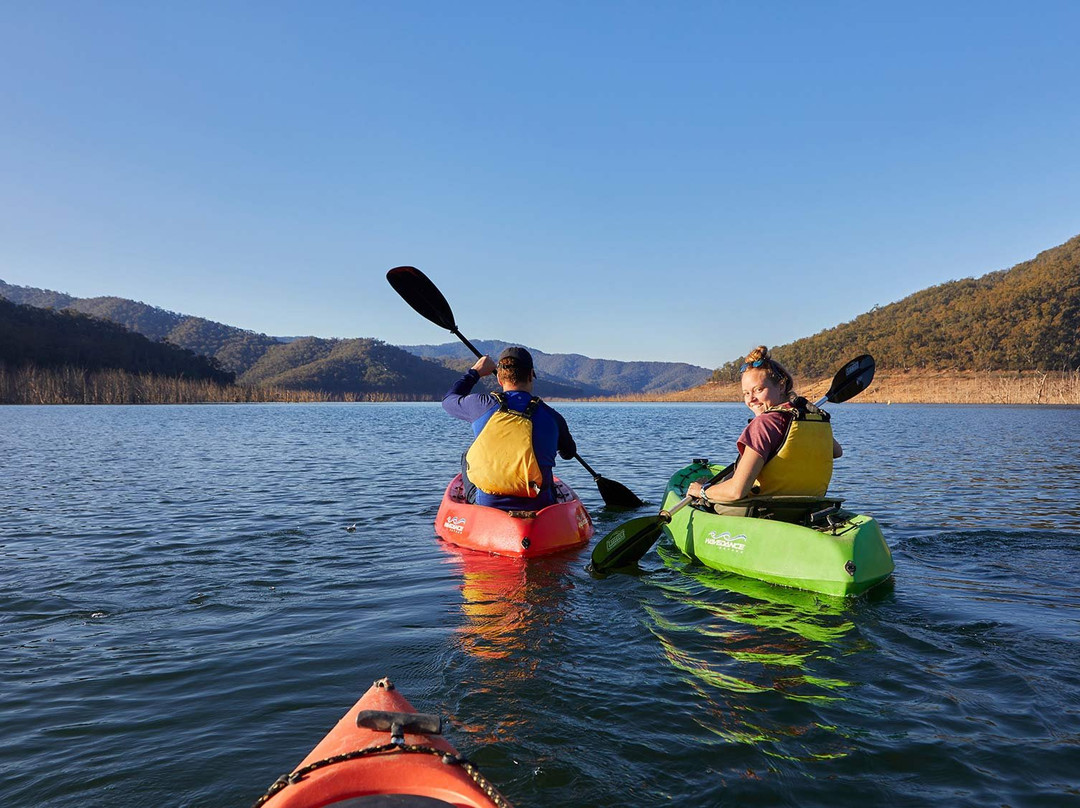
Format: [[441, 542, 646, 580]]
[[442, 356, 497, 421], [686, 411, 786, 502], [551, 408, 577, 460], [688, 448, 766, 502]]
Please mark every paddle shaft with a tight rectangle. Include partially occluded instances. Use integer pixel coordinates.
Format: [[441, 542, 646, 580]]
[[660, 495, 694, 521], [451, 329, 483, 360], [574, 454, 603, 481]]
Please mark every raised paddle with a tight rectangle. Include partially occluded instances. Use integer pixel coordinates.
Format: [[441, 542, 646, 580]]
[[386, 265, 645, 509], [588, 354, 876, 573]]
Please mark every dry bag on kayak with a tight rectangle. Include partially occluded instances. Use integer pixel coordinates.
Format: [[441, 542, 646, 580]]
[[465, 393, 543, 498]]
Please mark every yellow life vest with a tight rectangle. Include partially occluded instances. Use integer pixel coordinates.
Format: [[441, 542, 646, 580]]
[[465, 393, 543, 498], [753, 401, 834, 497]]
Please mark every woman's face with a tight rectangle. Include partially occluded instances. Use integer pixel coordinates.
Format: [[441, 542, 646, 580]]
[[741, 368, 786, 416]]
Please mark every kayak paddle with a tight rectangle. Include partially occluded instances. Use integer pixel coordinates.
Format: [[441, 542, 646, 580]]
[[588, 353, 876, 574], [387, 265, 645, 509]]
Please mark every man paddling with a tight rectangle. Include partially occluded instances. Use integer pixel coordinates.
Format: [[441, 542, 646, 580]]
[[442, 346, 577, 511]]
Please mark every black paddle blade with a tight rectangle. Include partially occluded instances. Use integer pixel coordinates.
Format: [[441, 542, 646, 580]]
[[386, 266, 458, 331], [589, 515, 668, 573], [574, 454, 644, 508], [825, 354, 875, 405], [595, 475, 645, 509]]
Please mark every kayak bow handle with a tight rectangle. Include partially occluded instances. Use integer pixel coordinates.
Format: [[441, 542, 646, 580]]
[[356, 709, 443, 746]]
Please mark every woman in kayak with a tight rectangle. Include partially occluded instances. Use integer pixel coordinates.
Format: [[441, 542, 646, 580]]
[[687, 345, 843, 512]]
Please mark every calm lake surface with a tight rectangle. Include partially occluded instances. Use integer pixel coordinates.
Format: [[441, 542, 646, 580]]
[[3, 402, 1079, 807]]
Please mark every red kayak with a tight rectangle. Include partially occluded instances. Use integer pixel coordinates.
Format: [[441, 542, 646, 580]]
[[434, 473, 594, 557], [255, 677, 512, 808]]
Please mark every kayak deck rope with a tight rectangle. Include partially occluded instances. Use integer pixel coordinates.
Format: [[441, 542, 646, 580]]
[[250, 741, 514, 808]]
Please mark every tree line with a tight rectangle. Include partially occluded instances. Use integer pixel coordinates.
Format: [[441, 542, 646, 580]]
[[0, 363, 432, 405], [0, 297, 451, 403]]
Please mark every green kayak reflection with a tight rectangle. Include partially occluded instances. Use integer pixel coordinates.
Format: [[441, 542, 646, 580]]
[[644, 542, 893, 760]]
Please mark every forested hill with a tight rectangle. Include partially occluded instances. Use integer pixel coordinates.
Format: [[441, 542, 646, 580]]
[[402, 340, 711, 395], [0, 298, 233, 383], [712, 233, 1080, 380], [0, 279, 707, 397], [0, 283, 599, 397], [0, 281, 281, 375], [0, 283, 471, 398]]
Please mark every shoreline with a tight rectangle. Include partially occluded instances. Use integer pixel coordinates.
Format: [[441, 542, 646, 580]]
[[4, 369, 1078, 406], [573, 370, 1080, 406]]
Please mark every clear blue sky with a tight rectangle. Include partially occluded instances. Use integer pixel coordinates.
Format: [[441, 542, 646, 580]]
[[2, 2, 1078, 368]]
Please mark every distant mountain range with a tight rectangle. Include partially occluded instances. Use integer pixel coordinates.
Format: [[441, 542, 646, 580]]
[[401, 340, 711, 396], [0, 280, 710, 397]]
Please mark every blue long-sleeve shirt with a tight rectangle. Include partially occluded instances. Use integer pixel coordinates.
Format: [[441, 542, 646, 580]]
[[442, 369, 576, 509]]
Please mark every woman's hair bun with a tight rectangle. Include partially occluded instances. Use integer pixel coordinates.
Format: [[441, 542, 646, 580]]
[[744, 345, 770, 364]]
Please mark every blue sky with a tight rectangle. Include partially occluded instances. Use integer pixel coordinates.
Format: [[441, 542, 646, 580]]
[[2, 2, 1078, 368]]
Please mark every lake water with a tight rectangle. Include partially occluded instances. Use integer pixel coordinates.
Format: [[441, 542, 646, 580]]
[[3, 402, 1079, 807]]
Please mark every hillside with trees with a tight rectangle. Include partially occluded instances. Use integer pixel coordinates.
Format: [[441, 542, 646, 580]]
[[0, 294, 468, 402], [710, 233, 1080, 381], [0, 280, 709, 397], [0, 281, 282, 376], [0, 298, 233, 383], [239, 337, 462, 396]]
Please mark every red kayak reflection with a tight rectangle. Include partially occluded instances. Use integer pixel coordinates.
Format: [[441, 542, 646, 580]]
[[440, 544, 578, 664]]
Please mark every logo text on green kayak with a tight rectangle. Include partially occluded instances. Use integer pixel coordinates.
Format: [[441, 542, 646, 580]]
[[705, 531, 746, 552]]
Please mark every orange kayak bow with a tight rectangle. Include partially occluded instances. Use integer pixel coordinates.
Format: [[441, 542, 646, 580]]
[[255, 678, 512, 808]]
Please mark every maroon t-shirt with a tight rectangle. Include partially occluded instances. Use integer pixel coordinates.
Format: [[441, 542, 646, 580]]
[[736, 406, 793, 462]]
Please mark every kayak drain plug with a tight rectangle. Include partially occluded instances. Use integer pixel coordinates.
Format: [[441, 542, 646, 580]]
[[844, 561, 857, 576], [521, 537, 531, 548]]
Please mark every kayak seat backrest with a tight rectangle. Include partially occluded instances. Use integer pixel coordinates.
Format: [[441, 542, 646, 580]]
[[743, 496, 845, 526]]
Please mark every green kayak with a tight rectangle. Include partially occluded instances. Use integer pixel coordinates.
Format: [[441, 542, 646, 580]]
[[661, 460, 894, 596]]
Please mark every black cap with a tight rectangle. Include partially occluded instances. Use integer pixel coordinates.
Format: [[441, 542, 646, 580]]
[[497, 346, 534, 371]]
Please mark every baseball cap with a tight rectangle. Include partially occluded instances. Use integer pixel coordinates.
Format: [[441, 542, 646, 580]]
[[497, 346, 534, 371]]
